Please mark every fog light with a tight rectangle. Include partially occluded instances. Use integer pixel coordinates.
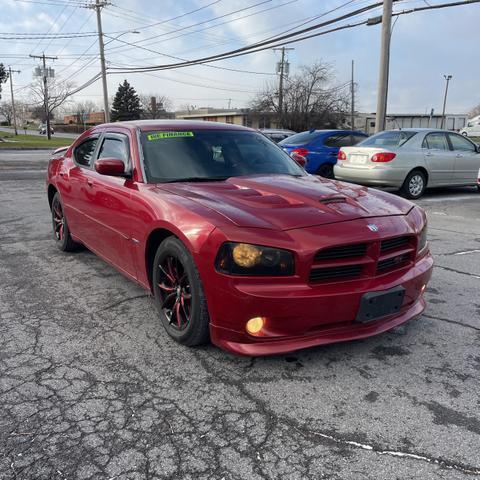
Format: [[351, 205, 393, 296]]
[[246, 317, 265, 335]]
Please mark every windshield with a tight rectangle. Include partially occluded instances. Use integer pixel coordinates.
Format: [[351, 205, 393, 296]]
[[359, 131, 416, 148], [140, 130, 306, 183], [279, 130, 320, 146]]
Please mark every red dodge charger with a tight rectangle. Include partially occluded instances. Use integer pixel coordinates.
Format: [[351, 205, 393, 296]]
[[46, 120, 433, 356]]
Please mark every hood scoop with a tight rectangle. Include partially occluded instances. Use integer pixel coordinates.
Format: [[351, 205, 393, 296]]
[[319, 196, 347, 205]]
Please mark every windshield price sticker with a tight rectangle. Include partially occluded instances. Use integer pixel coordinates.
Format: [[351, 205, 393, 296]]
[[147, 132, 194, 141]]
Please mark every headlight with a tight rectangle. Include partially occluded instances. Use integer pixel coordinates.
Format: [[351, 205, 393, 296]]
[[215, 242, 295, 276], [417, 225, 428, 254]]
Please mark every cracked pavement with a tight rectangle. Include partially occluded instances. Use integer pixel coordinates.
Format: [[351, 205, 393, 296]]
[[0, 150, 479, 479]]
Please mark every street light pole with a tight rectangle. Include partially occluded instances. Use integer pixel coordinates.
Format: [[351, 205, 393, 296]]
[[441, 74, 452, 130], [8, 67, 21, 136], [374, 0, 393, 133]]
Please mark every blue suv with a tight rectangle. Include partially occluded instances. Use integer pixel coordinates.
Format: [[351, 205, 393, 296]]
[[279, 129, 368, 178]]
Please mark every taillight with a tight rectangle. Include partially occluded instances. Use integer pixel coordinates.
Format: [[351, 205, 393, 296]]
[[371, 152, 396, 162], [292, 148, 309, 157], [337, 150, 347, 160]]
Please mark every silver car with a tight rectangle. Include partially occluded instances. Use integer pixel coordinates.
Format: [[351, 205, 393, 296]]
[[334, 128, 480, 198]]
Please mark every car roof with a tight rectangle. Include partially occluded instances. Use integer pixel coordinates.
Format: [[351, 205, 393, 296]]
[[97, 119, 254, 132], [386, 128, 451, 133], [260, 128, 296, 134]]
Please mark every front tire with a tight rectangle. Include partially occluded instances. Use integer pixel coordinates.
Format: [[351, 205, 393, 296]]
[[401, 170, 427, 199], [51, 192, 78, 251], [152, 237, 210, 347]]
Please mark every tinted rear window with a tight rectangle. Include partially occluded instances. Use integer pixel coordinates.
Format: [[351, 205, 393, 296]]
[[360, 131, 416, 147], [279, 131, 320, 146]]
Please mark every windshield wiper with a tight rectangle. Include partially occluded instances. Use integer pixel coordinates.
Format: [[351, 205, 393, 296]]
[[163, 176, 230, 183]]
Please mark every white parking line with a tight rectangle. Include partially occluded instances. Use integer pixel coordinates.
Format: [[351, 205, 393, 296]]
[[419, 195, 478, 203]]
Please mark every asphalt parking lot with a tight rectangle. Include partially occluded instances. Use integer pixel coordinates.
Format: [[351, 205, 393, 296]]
[[1, 150, 479, 480]]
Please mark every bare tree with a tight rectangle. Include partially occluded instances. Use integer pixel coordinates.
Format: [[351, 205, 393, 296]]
[[251, 61, 350, 131], [0, 101, 13, 125], [139, 94, 173, 119], [468, 104, 480, 118], [29, 77, 75, 122], [73, 100, 98, 126]]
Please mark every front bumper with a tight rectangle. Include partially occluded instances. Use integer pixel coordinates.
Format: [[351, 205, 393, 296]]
[[209, 253, 432, 356], [198, 212, 432, 357]]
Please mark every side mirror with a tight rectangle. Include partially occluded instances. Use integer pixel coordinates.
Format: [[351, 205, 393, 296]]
[[291, 152, 307, 168], [94, 158, 125, 176]]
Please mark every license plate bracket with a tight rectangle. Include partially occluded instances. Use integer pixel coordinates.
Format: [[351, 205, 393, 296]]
[[356, 286, 405, 323]]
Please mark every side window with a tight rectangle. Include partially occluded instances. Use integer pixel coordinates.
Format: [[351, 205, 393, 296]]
[[74, 137, 98, 167], [423, 133, 449, 151], [98, 136, 129, 164], [448, 134, 476, 153], [352, 135, 367, 145], [324, 134, 350, 148]]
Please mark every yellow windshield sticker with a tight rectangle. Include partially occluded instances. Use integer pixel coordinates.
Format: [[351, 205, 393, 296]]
[[147, 132, 194, 140]]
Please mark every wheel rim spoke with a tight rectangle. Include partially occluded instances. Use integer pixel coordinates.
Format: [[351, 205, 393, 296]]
[[158, 255, 192, 331], [52, 201, 64, 241], [162, 292, 176, 309]]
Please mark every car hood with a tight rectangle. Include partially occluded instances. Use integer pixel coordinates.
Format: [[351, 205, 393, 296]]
[[157, 174, 413, 231]]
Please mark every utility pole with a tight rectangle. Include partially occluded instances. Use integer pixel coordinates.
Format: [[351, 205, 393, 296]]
[[90, 0, 110, 123], [374, 0, 393, 133], [441, 75, 452, 130], [8, 67, 21, 136], [273, 46, 294, 128], [30, 53, 57, 140], [350, 60, 355, 130]]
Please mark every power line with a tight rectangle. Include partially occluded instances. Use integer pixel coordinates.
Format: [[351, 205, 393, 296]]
[[107, 2, 384, 73], [107, 0, 479, 74]]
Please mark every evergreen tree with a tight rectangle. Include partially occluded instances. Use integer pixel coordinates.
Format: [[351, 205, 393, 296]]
[[110, 80, 142, 122], [0, 64, 8, 101]]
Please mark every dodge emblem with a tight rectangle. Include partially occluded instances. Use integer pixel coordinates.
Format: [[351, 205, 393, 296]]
[[367, 224, 379, 232]]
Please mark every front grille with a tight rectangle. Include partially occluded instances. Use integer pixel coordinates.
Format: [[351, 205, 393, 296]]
[[377, 253, 411, 273], [381, 236, 411, 252], [309, 235, 416, 284], [314, 243, 367, 261], [309, 264, 363, 282]]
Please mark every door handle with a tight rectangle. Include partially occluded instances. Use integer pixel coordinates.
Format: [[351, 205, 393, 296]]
[[455, 153, 463, 158], [424, 152, 433, 157], [87, 179, 94, 187]]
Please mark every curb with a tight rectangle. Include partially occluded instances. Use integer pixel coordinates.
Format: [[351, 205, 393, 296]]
[[0, 147, 57, 151]]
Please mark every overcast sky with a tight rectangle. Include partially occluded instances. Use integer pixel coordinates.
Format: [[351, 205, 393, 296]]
[[2, 0, 479, 115]]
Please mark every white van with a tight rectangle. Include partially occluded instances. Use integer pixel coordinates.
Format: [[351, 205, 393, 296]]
[[460, 115, 480, 137]]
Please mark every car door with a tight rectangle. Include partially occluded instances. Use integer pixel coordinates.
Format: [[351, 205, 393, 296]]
[[81, 132, 138, 278], [422, 132, 455, 185], [448, 132, 480, 184], [60, 135, 101, 240]]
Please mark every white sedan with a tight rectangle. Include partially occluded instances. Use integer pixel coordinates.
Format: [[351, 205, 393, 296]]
[[334, 128, 480, 199]]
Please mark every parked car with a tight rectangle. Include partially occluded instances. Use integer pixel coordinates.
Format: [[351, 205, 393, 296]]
[[39, 124, 54, 135], [46, 120, 432, 356], [460, 115, 480, 137], [260, 128, 296, 143], [279, 129, 368, 178], [335, 128, 480, 199]]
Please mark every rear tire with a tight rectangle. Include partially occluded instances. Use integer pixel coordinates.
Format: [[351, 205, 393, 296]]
[[401, 170, 427, 199], [152, 237, 210, 347], [316, 163, 334, 179], [51, 193, 78, 252]]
